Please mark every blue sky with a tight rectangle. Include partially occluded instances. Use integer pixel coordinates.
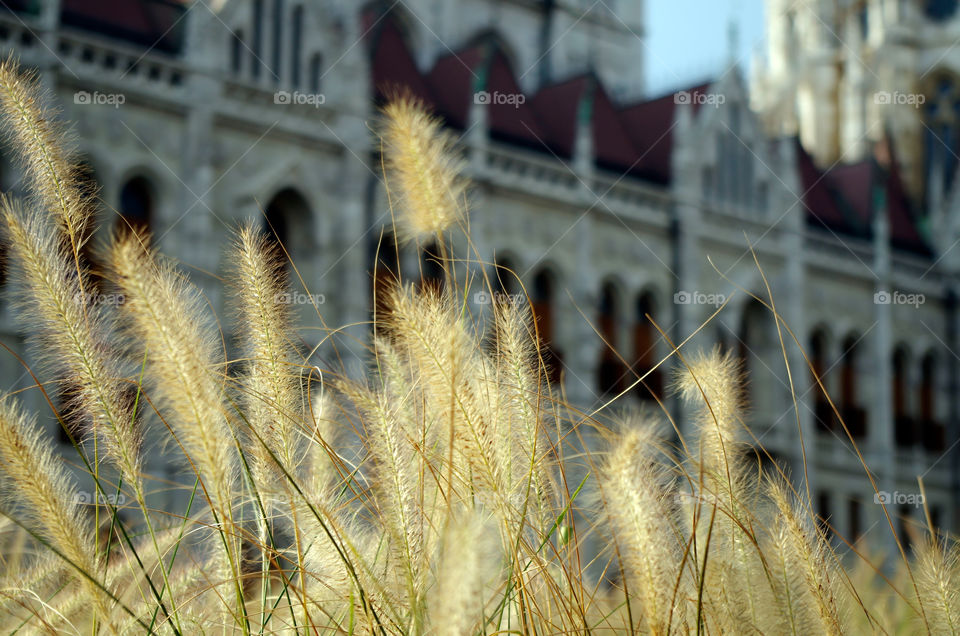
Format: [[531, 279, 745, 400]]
[[644, 0, 767, 96]]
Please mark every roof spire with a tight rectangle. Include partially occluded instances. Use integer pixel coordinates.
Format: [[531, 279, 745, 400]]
[[726, 16, 740, 68]]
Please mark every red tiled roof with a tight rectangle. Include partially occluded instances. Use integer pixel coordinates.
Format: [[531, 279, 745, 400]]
[[485, 50, 547, 149], [799, 139, 931, 254], [591, 81, 642, 173], [59, 0, 188, 54], [370, 19, 433, 106], [425, 46, 484, 129], [529, 76, 587, 158], [618, 84, 711, 185]]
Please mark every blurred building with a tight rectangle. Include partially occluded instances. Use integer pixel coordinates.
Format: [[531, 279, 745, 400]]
[[0, 0, 956, 548]]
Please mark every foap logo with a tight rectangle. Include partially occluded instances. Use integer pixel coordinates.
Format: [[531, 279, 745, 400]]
[[674, 90, 725, 108], [874, 490, 925, 507], [74, 491, 126, 506], [873, 290, 925, 308], [874, 91, 926, 107], [274, 291, 326, 305], [474, 90, 526, 108], [74, 90, 125, 109], [74, 291, 126, 307], [675, 491, 719, 507], [274, 91, 326, 107], [673, 290, 726, 307], [474, 290, 523, 306]]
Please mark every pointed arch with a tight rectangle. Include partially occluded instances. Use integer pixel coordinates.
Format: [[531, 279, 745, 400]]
[[632, 289, 663, 401], [597, 280, 626, 396], [920, 351, 944, 452], [839, 332, 867, 438], [531, 266, 563, 385], [264, 187, 313, 267], [810, 326, 834, 432], [893, 345, 914, 447]]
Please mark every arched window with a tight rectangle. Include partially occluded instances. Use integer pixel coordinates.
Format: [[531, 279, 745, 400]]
[[493, 256, 519, 297], [231, 29, 244, 75], [309, 53, 323, 94], [893, 347, 914, 447], [118, 176, 153, 238], [372, 231, 400, 333], [76, 162, 103, 291], [739, 299, 777, 414], [633, 292, 662, 401], [419, 243, 444, 293], [920, 353, 944, 452], [264, 188, 312, 266], [290, 6, 303, 88], [848, 497, 862, 542], [597, 282, 624, 396], [840, 334, 867, 438], [810, 328, 833, 432], [531, 269, 562, 385], [816, 490, 831, 536]]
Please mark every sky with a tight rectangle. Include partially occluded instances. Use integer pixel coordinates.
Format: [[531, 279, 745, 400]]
[[644, 0, 767, 96]]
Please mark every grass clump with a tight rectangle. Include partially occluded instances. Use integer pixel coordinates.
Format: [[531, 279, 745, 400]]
[[0, 62, 953, 635]]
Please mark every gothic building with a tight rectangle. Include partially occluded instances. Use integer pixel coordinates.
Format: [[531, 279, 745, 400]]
[[0, 0, 955, 550]]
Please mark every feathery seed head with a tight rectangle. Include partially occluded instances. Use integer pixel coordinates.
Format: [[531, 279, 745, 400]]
[[675, 348, 745, 473], [0, 57, 95, 245], [381, 95, 467, 242]]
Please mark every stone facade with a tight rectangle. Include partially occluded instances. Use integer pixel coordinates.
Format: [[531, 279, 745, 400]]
[[0, 0, 955, 550]]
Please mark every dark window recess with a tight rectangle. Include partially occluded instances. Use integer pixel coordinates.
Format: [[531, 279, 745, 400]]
[[252, 0, 264, 78], [419, 243, 444, 293], [839, 336, 866, 438], [231, 30, 244, 74], [371, 233, 400, 334], [290, 6, 303, 87], [271, 0, 284, 83], [118, 177, 153, 237], [309, 54, 323, 93], [849, 498, 862, 542], [817, 491, 832, 536], [532, 270, 563, 386], [633, 294, 662, 402], [926, 0, 959, 22], [841, 404, 868, 439], [815, 398, 836, 433], [597, 285, 624, 396]]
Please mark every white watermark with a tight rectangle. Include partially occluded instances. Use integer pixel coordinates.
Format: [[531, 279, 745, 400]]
[[274, 91, 326, 107], [675, 492, 722, 507], [674, 290, 726, 307], [874, 290, 925, 308], [474, 90, 526, 108], [674, 90, 725, 107], [74, 491, 127, 506], [874, 490, 924, 507], [874, 91, 925, 107], [474, 290, 523, 306], [74, 292, 126, 307], [74, 90, 125, 109], [274, 291, 325, 305]]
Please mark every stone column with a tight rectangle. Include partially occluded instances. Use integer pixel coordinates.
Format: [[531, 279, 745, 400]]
[[670, 100, 702, 440], [871, 186, 896, 552], [781, 137, 816, 498]]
